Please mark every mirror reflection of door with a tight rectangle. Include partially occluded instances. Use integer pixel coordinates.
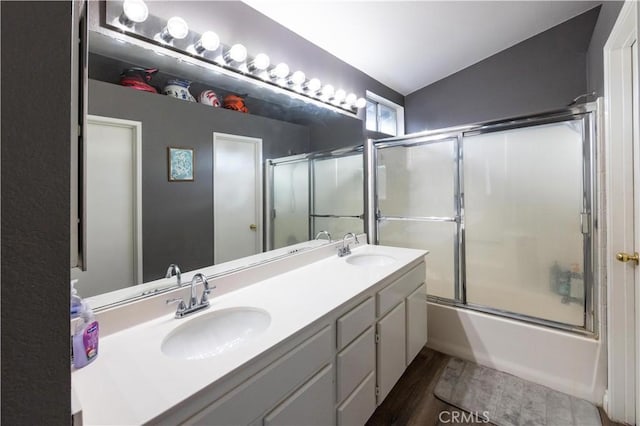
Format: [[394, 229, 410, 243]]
[[213, 133, 263, 264], [72, 116, 142, 297]]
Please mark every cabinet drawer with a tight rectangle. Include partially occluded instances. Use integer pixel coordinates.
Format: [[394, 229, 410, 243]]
[[337, 371, 376, 426], [337, 327, 375, 403], [377, 262, 425, 316], [264, 364, 334, 426], [186, 326, 332, 425], [337, 297, 374, 350]]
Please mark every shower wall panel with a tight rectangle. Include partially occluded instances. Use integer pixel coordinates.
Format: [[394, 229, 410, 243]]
[[273, 160, 309, 249], [313, 155, 364, 216], [312, 154, 364, 237]]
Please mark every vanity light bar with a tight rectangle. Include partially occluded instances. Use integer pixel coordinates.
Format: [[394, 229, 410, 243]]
[[112, 2, 366, 112]]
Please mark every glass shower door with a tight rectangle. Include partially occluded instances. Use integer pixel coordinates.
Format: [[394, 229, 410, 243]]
[[376, 138, 459, 300], [272, 159, 309, 249], [311, 153, 364, 238], [463, 120, 588, 326]]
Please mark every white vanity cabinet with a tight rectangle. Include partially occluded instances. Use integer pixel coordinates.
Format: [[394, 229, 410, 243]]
[[165, 260, 426, 426], [71, 245, 429, 426], [334, 260, 427, 422], [375, 262, 427, 405]]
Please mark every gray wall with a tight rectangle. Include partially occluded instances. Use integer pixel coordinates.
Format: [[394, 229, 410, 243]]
[[308, 115, 366, 152], [89, 79, 310, 281], [1, 1, 71, 423], [405, 7, 600, 132], [586, 2, 624, 95]]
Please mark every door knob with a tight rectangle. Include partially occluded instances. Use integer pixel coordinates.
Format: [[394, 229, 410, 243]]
[[616, 252, 639, 264], [249, 224, 257, 231]]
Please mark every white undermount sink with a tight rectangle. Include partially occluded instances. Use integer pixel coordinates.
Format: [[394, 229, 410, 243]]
[[161, 308, 271, 360], [345, 254, 397, 267]]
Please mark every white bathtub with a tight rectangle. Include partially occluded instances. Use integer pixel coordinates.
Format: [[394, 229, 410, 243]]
[[427, 302, 606, 404]]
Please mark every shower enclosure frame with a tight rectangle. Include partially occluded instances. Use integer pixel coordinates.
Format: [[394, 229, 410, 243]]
[[367, 103, 599, 336], [265, 145, 364, 251]]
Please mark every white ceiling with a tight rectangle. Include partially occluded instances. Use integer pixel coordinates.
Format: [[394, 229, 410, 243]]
[[242, 1, 599, 95]]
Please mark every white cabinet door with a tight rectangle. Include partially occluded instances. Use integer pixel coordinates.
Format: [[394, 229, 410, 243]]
[[264, 364, 334, 426], [406, 283, 428, 365], [376, 302, 406, 404]]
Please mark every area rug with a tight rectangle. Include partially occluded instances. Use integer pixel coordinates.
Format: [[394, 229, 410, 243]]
[[434, 358, 602, 426]]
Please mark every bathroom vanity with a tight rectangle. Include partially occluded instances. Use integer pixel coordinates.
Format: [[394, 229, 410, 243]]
[[71, 241, 428, 425]]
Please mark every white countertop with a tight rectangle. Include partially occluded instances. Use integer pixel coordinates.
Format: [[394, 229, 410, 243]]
[[72, 244, 427, 425]]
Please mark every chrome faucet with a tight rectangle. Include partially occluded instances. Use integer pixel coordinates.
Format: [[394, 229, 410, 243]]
[[165, 264, 182, 287], [315, 230, 332, 242], [166, 272, 216, 318], [338, 232, 359, 257]]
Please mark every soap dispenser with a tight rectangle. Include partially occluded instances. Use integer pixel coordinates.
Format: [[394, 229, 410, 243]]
[[71, 301, 99, 369], [70, 279, 82, 318]]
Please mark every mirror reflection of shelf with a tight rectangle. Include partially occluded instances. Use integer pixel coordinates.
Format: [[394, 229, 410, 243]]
[[88, 53, 363, 128]]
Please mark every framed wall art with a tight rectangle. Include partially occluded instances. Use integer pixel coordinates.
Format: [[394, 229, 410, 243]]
[[167, 147, 194, 182]]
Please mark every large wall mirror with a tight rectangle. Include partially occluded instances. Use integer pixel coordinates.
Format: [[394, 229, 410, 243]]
[[71, 1, 368, 309]]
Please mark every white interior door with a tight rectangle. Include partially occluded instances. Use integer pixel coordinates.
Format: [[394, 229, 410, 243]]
[[213, 133, 262, 264], [72, 116, 142, 298], [604, 1, 638, 423]]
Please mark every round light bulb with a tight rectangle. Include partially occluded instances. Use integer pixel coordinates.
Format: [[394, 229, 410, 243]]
[[167, 17, 189, 39], [290, 70, 306, 85], [200, 31, 220, 51], [355, 97, 367, 109], [252, 53, 270, 71], [123, 0, 148, 23], [345, 93, 357, 105], [228, 44, 247, 62], [271, 63, 290, 79], [334, 89, 346, 102], [321, 84, 335, 97], [305, 78, 321, 93]]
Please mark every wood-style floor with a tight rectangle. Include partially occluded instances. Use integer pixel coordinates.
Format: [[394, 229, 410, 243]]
[[365, 347, 624, 426]]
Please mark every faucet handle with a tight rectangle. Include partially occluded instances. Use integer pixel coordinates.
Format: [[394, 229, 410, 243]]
[[201, 284, 216, 304], [166, 298, 186, 311]]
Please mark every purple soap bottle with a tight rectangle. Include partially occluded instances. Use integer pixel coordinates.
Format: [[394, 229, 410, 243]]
[[72, 301, 99, 369]]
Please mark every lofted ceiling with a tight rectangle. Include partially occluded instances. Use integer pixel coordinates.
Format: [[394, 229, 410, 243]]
[[242, 1, 600, 95]]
